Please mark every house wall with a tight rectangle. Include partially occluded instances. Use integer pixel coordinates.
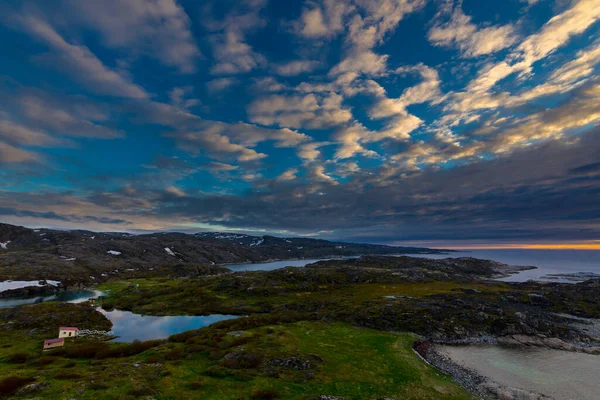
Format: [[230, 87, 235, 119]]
[[44, 342, 64, 350], [59, 330, 77, 338]]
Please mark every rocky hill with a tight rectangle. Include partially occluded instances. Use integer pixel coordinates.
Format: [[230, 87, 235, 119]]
[[0, 223, 441, 285]]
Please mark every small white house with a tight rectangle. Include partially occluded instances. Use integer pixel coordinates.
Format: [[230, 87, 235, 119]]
[[58, 327, 79, 338]]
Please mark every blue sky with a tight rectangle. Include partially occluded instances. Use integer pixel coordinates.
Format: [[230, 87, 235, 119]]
[[0, 0, 599, 247]]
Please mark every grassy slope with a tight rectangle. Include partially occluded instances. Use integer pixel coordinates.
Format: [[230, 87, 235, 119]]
[[97, 278, 508, 317], [1, 320, 472, 399]]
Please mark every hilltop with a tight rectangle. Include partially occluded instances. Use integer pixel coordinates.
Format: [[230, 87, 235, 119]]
[[0, 223, 441, 286]]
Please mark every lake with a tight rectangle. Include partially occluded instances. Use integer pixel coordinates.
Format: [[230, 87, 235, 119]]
[[98, 309, 239, 342], [225, 258, 347, 272], [440, 345, 600, 400], [0, 290, 100, 308]]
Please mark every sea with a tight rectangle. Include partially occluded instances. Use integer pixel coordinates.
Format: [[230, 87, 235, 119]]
[[407, 249, 600, 282], [226, 249, 600, 282]]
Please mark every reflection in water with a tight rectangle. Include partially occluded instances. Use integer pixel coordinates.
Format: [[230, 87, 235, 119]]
[[0, 290, 100, 308], [98, 309, 239, 342], [440, 345, 600, 400]]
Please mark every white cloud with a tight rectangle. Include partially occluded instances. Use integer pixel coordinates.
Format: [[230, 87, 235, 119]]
[[65, 0, 201, 73], [272, 60, 322, 76], [517, 0, 600, 65], [294, 0, 352, 39], [248, 93, 353, 129], [277, 168, 299, 181], [206, 1, 267, 75], [206, 77, 239, 93], [428, 9, 518, 57], [0, 142, 39, 164], [310, 165, 338, 184], [166, 186, 186, 197], [17, 16, 148, 99], [0, 119, 62, 147]]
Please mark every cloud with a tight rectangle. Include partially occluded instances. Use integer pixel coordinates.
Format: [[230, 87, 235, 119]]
[[248, 92, 353, 129], [206, 77, 239, 93], [0, 142, 39, 164], [329, 0, 426, 76], [309, 165, 338, 184], [13, 15, 148, 99], [297, 142, 325, 162], [277, 168, 298, 181], [15, 89, 123, 138], [0, 119, 62, 147], [516, 0, 600, 65], [165, 186, 186, 197], [428, 8, 518, 57], [168, 130, 267, 162], [205, 0, 267, 75], [204, 162, 239, 172], [167, 120, 310, 162], [370, 64, 441, 119], [64, 0, 201, 73], [293, 0, 351, 39], [272, 60, 322, 76]]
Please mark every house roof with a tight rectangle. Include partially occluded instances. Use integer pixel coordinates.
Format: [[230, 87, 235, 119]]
[[59, 327, 79, 331], [44, 338, 64, 345]]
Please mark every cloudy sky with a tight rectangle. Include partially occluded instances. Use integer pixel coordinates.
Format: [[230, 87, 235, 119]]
[[0, 0, 599, 248]]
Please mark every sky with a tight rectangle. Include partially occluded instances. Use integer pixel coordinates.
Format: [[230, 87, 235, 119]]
[[0, 0, 599, 248]]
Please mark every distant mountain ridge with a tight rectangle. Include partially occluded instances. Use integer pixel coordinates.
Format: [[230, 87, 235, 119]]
[[0, 223, 443, 285]]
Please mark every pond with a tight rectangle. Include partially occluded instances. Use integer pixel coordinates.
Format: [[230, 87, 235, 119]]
[[98, 309, 240, 342], [439, 345, 600, 400], [0, 290, 101, 308]]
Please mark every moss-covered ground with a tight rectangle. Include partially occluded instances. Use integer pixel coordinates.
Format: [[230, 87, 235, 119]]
[[0, 311, 473, 399]]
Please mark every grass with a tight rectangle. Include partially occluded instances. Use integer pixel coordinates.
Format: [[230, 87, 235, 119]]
[[0, 312, 473, 399]]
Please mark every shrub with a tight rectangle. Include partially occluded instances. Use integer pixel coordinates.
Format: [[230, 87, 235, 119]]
[[54, 373, 82, 380], [88, 382, 110, 390], [6, 352, 31, 364], [62, 361, 77, 368], [36, 356, 58, 366], [164, 348, 185, 361], [127, 386, 155, 397], [188, 380, 204, 390], [0, 376, 36, 395], [251, 389, 281, 399]]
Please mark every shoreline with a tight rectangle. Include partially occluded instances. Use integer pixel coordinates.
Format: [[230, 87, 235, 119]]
[[414, 341, 553, 400]]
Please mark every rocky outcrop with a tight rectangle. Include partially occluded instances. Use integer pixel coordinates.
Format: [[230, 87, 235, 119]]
[[0, 222, 441, 285]]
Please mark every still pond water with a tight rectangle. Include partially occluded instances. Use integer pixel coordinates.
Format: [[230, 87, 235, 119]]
[[98, 309, 239, 342], [440, 345, 600, 400], [0, 290, 100, 308]]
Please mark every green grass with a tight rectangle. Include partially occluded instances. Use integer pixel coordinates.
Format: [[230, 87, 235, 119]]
[[0, 318, 473, 399]]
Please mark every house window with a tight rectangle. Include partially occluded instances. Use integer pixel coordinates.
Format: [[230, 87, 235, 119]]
[[68, 332, 71, 337]]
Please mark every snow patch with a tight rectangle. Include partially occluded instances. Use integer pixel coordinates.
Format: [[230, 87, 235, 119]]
[[249, 238, 264, 247], [107, 250, 121, 255], [33, 229, 40, 232], [0, 241, 10, 249], [39, 233, 46, 236], [90, 236, 95, 240], [164, 247, 176, 256]]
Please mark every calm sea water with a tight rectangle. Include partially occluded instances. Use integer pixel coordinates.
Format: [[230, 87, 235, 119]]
[[98, 309, 239, 342], [408, 249, 600, 282], [226, 250, 600, 282], [440, 345, 599, 400]]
